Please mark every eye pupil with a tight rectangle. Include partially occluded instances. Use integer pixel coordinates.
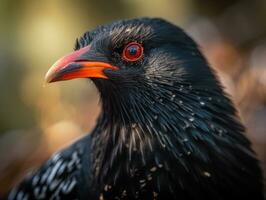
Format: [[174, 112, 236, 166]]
[[128, 46, 137, 55], [122, 42, 143, 62]]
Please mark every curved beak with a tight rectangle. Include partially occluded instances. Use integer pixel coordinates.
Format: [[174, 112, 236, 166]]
[[45, 45, 118, 83]]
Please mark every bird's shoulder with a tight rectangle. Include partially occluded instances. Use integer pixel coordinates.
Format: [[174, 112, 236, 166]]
[[8, 134, 92, 200]]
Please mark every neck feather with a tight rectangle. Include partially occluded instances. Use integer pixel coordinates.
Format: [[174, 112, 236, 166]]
[[90, 81, 253, 191]]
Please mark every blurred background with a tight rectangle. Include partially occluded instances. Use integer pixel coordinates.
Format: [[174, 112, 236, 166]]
[[0, 0, 265, 196]]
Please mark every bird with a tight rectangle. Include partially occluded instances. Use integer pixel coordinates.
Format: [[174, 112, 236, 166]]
[[7, 17, 264, 200]]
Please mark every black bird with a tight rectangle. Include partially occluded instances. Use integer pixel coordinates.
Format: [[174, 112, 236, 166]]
[[8, 18, 264, 200]]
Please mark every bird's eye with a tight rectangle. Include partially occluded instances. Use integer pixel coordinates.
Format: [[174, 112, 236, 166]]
[[122, 42, 144, 62]]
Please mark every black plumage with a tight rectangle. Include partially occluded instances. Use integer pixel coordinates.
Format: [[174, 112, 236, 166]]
[[7, 18, 264, 200]]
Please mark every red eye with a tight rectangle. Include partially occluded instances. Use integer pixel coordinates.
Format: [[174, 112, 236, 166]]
[[122, 42, 144, 62]]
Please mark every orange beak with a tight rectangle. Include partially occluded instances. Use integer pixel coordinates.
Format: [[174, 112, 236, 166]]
[[45, 45, 118, 83]]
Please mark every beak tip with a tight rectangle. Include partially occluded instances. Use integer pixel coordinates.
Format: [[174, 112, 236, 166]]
[[44, 77, 51, 84], [44, 69, 56, 84], [44, 79, 52, 85]]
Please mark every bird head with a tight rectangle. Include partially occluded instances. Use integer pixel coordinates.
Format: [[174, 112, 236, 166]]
[[45, 18, 225, 124]]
